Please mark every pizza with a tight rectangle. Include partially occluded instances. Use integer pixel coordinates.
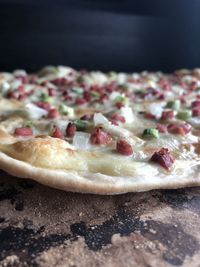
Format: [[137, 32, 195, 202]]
[[0, 66, 200, 194]]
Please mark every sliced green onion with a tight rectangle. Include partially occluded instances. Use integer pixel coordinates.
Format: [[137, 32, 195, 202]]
[[91, 91, 100, 98], [76, 76, 84, 84], [24, 121, 33, 128], [40, 92, 53, 103], [74, 120, 88, 131], [108, 71, 117, 80], [142, 128, 159, 139], [72, 87, 83, 95], [119, 84, 129, 91], [114, 95, 125, 103], [59, 103, 74, 116], [135, 89, 145, 95], [166, 100, 181, 111], [177, 110, 192, 120]]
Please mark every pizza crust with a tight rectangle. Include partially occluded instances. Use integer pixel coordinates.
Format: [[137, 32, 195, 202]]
[[0, 148, 200, 194], [0, 136, 200, 194]]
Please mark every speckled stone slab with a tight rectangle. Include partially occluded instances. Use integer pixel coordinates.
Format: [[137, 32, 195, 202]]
[[0, 171, 200, 267]]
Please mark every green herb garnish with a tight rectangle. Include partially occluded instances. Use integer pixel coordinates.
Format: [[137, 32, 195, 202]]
[[24, 121, 33, 128], [59, 104, 68, 115], [72, 87, 83, 95], [40, 92, 53, 103], [114, 95, 125, 103], [91, 91, 100, 98], [74, 120, 88, 131], [166, 100, 181, 111], [142, 128, 159, 139], [177, 110, 192, 120]]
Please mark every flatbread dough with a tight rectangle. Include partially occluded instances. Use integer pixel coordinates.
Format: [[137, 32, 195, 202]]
[[0, 66, 200, 194]]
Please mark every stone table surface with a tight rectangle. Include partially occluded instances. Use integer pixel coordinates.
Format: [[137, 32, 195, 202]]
[[0, 171, 200, 267]]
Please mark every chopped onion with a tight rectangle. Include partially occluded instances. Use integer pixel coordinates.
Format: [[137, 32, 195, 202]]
[[90, 72, 108, 84], [93, 112, 132, 138], [73, 132, 91, 150], [25, 103, 48, 119], [10, 79, 22, 89], [93, 113, 109, 126], [119, 107, 134, 123], [51, 120, 69, 134], [109, 91, 123, 101], [188, 117, 200, 128], [146, 103, 164, 119], [0, 82, 10, 95], [57, 66, 75, 78], [117, 73, 127, 84], [13, 69, 27, 76], [105, 124, 132, 138], [37, 66, 75, 83]]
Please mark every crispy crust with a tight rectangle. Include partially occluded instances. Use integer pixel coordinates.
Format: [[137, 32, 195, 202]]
[[0, 150, 200, 194]]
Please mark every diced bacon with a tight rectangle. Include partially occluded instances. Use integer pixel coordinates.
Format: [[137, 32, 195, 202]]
[[48, 109, 60, 119], [66, 122, 76, 137], [151, 148, 174, 170], [192, 108, 200, 117], [190, 81, 197, 91], [180, 94, 187, 104], [110, 119, 119, 126], [99, 93, 108, 103], [158, 78, 171, 91], [80, 69, 88, 74], [83, 91, 91, 102], [48, 88, 57, 96], [29, 75, 37, 83], [145, 113, 156, 119], [64, 95, 73, 102], [16, 75, 29, 84], [115, 102, 124, 109], [90, 128, 112, 145], [163, 83, 172, 91], [34, 101, 52, 111], [18, 94, 28, 101], [52, 78, 69, 86], [75, 98, 87, 105], [7, 91, 19, 99], [191, 100, 200, 108], [40, 81, 48, 87], [161, 110, 174, 121], [156, 124, 168, 133], [106, 81, 117, 93], [27, 89, 34, 96], [17, 85, 25, 93], [167, 122, 191, 135], [116, 139, 133, 156], [14, 127, 33, 136], [158, 93, 165, 100], [112, 114, 126, 123], [51, 127, 63, 139]]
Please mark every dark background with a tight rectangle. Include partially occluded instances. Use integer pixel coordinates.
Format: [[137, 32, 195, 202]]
[[0, 0, 199, 72]]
